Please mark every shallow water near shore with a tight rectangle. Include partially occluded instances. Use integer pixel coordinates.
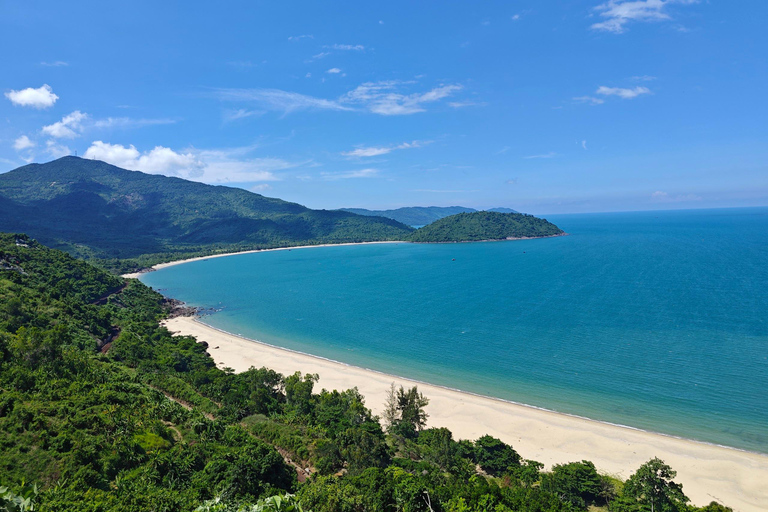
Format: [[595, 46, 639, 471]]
[[141, 207, 768, 453]]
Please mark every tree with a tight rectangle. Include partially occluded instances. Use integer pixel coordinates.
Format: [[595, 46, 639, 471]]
[[284, 372, 318, 416], [382, 382, 399, 432], [474, 435, 521, 476], [383, 385, 429, 439], [541, 460, 602, 510], [618, 458, 689, 512]]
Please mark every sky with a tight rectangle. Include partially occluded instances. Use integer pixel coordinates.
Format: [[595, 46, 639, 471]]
[[1, 1, 767, 214]]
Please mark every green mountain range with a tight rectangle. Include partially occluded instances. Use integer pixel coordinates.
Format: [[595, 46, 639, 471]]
[[0, 157, 413, 265], [341, 206, 519, 226]]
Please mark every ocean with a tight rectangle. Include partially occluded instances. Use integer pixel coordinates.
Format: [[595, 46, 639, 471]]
[[140, 207, 768, 453]]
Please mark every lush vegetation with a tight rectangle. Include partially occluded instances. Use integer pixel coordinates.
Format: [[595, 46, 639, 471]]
[[0, 157, 414, 272], [408, 211, 564, 243], [0, 232, 729, 511], [341, 207, 518, 227]]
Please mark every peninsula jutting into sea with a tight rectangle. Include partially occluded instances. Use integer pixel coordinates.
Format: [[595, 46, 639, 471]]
[[3, 2, 767, 510]]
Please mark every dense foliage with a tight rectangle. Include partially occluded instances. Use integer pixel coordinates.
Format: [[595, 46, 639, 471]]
[[0, 233, 730, 512], [0, 157, 413, 271], [341, 207, 519, 227], [408, 211, 564, 243]]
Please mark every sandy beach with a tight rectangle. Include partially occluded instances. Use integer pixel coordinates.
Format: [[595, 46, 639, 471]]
[[121, 241, 405, 279], [164, 316, 768, 512]]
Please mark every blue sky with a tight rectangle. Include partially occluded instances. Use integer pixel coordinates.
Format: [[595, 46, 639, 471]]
[[1, 1, 766, 214]]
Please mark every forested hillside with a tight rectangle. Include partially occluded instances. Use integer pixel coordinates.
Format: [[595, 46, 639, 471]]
[[341, 206, 519, 227], [409, 211, 564, 243], [0, 232, 728, 511], [0, 157, 413, 271]]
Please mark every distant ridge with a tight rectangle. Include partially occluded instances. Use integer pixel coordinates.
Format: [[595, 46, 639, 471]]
[[0, 157, 413, 267], [341, 206, 519, 226]]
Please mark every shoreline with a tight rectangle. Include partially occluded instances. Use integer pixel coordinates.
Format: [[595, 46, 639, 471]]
[[166, 315, 768, 512], [120, 235, 566, 279], [121, 241, 407, 279], [191, 317, 760, 457]]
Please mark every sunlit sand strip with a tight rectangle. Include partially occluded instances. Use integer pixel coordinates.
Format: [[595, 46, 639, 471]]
[[164, 315, 768, 512], [121, 241, 406, 279]]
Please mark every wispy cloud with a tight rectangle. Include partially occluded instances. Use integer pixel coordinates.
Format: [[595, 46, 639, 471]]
[[591, 0, 698, 34], [322, 168, 379, 180], [596, 85, 651, 99], [651, 190, 703, 202], [523, 152, 556, 159], [214, 81, 463, 116], [46, 140, 71, 158], [327, 44, 365, 51], [342, 140, 430, 158], [84, 141, 303, 183], [448, 100, 488, 108], [582, 140, 588, 150], [40, 61, 69, 67], [212, 88, 352, 113], [341, 81, 463, 115], [92, 117, 177, 129], [327, 68, 342, 74], [288, 34, 313, 41], [5, 84, 59, 109], [631, 75, 657, 81], [223, 109, 264, 122], [309, 52, 331, 60], [573, 96, 605, 105]]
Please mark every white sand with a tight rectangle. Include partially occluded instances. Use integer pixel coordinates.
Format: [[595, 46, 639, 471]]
[[121, 242, 405, 279], [164, 316, 768, 512]]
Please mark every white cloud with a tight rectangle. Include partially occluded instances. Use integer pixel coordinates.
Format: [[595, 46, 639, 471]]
[[310, 52, 331, 60], [46, 140, 71, 158], [5, 84, 59, 109], [341, 81, 463, 115], [591, 0, 698, 34], [328, 44, 365, 51], [214, 81, 463, 116], [632, 75, 657, 81], [511, 14, 521, 21], [582, 140, 588, 150], [84, 141, 303, 183], [288, 34, 313, 41], [573, 96, 605, 105], [40, 61, 69, 67], [251, 183, 272, 192], [13, 135, 35, 151], [327, 68, 342, 74], [322, 168, 379, 180], [596, 85, 651, 99], [41, 110, 88, 138], [523, 152, 556, 159], [342, 140, 430, 158]]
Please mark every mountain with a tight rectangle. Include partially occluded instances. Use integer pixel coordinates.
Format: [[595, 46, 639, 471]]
[[340, 206, 518, 226], [408, 211, 564, 243], [0, 157, 413, 265]]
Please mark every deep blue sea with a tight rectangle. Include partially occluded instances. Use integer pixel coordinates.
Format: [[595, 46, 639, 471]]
[[140, 208, 768, 453]]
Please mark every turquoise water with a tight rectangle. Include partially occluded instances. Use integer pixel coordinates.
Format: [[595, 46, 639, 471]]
[[141, 208, 768, 453]]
